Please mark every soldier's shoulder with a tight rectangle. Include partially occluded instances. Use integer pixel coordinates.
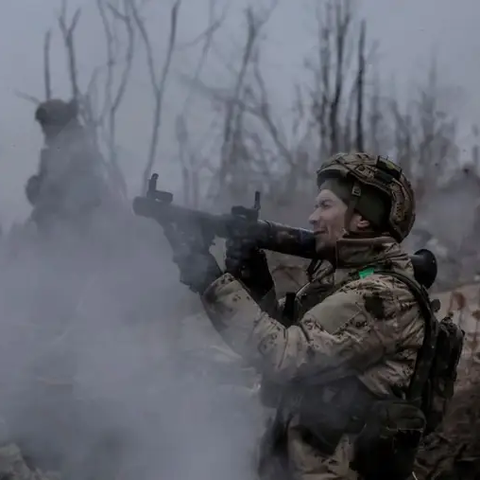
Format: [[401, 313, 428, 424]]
[[339, 271, 415, 298], [337, 272, 419, 319]]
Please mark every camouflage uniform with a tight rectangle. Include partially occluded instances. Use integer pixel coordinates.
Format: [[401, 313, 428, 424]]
[[200, 154, 424, 480]]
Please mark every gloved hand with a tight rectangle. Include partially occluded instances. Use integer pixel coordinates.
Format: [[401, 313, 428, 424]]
[[173, 247, 222, 295], [225, 236, 274, 301]]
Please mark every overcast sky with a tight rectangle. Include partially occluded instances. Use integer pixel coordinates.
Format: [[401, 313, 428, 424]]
[[0, 0, 479, 225]]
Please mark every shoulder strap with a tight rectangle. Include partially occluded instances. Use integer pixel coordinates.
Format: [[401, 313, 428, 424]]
[[374, 270, 438, 405], [288, 269, 436, 396]]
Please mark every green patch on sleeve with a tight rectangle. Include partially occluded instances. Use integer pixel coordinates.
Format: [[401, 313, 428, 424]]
[[358, 267, 375, 279]]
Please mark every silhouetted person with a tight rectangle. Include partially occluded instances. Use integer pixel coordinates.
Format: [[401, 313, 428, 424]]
[[25, 98, 108, 231]]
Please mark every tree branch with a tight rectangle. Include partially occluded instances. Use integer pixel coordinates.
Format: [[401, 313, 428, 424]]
[[58, 0, 81, 101], [44, 30, 52, 100], [355, 19, 365, 151], [131, 0, 181, 192]]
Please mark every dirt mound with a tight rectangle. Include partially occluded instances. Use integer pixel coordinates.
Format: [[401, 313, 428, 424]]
[[415, 364, 480, 480]]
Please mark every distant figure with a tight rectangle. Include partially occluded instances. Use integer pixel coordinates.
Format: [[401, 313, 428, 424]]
[[25, 98, 109, 231]]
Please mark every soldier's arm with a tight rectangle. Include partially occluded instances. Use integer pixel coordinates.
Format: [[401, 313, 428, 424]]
[[201, 272, 421, 383], [256, 288, 284, 320]]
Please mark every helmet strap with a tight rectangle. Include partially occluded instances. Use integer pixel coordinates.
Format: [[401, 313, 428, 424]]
[[343, 182, 362, 234]]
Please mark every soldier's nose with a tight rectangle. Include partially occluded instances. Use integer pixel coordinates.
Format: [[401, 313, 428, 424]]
[[308, 210, 320, 226]]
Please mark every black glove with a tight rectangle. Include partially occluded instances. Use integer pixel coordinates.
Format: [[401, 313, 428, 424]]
[[173, 246, 222, 295], [225, 236, 274, 301]]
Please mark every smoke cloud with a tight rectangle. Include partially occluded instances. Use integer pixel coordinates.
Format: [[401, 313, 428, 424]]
[[0, 208, 264, 480]]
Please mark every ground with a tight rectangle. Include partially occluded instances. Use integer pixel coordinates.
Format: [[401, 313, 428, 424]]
[[415, 358, 480, 480]]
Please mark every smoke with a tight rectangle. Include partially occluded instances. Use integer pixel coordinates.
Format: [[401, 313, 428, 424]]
[[0, 207, 264, 479]]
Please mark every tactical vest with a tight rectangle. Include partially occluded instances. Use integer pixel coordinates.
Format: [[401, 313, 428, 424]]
[[280, 259, 335, 328], [259, 262, 463, 479], [260, 259, 377, 436]]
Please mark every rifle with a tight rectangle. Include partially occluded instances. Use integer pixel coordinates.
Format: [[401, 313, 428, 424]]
[[133, 174, 438, 289]]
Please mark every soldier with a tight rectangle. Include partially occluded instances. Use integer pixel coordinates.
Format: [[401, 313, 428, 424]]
[[25, 99, 108, 230], [172, 153, 429, 480]]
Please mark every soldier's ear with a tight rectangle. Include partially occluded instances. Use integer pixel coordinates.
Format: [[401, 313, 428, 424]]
[[351, 213, 370, 232]]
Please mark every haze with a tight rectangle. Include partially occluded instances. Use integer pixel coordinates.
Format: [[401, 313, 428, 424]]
[[0, 0, 478, 226], [0, 1, 476, 478]]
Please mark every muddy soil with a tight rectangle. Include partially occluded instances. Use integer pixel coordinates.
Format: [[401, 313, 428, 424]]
[[415, 361, 480, 480]]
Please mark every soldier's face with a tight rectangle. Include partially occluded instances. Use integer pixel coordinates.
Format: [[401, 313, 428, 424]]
[[309, 189, 362, 252]]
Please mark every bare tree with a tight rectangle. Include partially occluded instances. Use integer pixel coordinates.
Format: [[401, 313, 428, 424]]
[[52, 0, 139, 198], [193, 0, 373, 208], [95, 0, 135, 197], [306, 0, 376, 159], [185, 2, 317, 205], [44, 30, 52, 101], [131, 0, 181, 193], [355, 19, 366, 151], [15, 0, 466, 245], [366, 70, 385, 154], [57, 0, 81, 102], [173, 0, 224, 207], [390, 60, 460, 205], [18, 0, 231, 204], [214, 7, 264, 198], [189, 0, 373, 209]]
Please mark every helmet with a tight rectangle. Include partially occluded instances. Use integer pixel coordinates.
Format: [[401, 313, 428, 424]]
[[316, 152, 416, 242], [35, 99, 78, 126]]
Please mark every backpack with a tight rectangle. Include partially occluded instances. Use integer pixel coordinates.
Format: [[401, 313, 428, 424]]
[[377, 270, 465, 436]]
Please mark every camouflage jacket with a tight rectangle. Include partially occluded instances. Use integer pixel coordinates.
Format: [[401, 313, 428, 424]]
[[201, 236, 425, 480]]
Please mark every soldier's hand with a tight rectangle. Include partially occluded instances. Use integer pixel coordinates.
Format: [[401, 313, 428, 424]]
[[225, 236, 274, 301], [173, 247, 222, 295]]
